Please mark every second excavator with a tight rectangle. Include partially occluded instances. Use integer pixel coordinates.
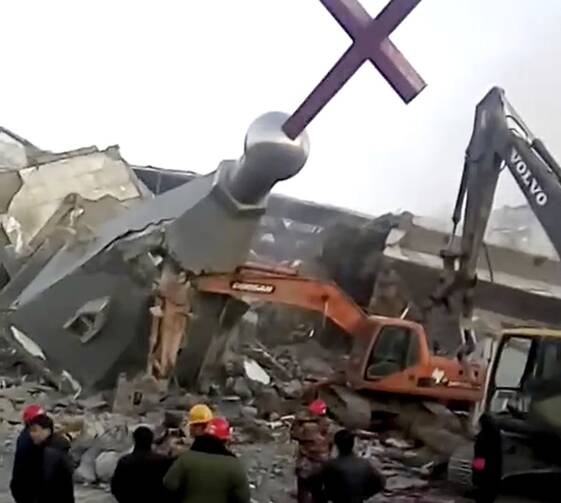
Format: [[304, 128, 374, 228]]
[[433, 87, 561, 501], [430, 86, 561, 347]]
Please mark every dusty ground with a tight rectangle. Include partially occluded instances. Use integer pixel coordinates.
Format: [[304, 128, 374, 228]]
[[0, 442, 540, 503], [0, 433, 518, 503]]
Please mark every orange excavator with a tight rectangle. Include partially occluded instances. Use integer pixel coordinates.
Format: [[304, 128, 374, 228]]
[[193, 263, 484, 407]]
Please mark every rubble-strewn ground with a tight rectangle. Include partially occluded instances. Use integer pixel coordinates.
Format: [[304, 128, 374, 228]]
[[0, 377, 469, 503], [0, 439, 539, 503], [0, 325, 542, 503]]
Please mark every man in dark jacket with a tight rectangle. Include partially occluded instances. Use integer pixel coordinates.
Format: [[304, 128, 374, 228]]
[[28, 413, 75, 503], [111, 425, 172, 503], [164, 417, 250, 503], [311, 429, 385, 503], [10, 404, 46, 503]]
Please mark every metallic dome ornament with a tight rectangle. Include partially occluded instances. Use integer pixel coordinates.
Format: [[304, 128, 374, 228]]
[[282, 0, 427, 140], [228, 112, 310, 205]]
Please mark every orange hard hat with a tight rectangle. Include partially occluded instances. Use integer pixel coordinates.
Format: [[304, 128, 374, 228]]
[[206, 417, 231, 441], [22, 404, 45, 424], [308, 399, 327, 416]]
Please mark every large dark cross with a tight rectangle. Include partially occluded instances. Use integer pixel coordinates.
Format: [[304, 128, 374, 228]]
[[282, 0, 426, 140]]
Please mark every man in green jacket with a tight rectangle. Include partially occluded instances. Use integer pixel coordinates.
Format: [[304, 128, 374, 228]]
[[164, 417, 250, 503]]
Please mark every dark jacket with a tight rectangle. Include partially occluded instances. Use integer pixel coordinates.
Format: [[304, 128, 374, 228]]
[[37, 434, 75, 503], [189, 435, 236, 458], [111, 448, 173, 503], [10, 427, 41, 503], [312, 453, 385, 503], [164, 435, 250, 503]]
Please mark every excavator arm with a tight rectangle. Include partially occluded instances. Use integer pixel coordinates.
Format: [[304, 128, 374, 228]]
[[192, 263, 368, 335], [431, 87, 561, 334], [193, 263, 485, 404]]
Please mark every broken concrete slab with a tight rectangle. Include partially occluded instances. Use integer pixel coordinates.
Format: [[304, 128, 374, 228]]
[[232, 377, 253, 401], [254, 388, 284, 418], [0, 397, 18, 423], [246, 343, 292, 381], [243, 358, 271, 386], [3, 113, 309, 391], [278, 380, 303, 400], [0, 145, 149, 260], [94, 450, 121, 483]]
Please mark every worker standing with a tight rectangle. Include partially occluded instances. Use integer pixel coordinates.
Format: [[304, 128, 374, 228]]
[[290, 399, 333, 503], [164, 416, 250, 503], [10, 404, 46, 503], [27, 414, 75, 503], [311, 429, 385, 503], [111, 426, 172, 503], [157, 403, 214, 459]]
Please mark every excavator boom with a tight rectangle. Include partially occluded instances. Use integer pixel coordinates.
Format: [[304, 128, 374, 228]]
[[433, 87, 561, 325], [193, 263, 367, 335]]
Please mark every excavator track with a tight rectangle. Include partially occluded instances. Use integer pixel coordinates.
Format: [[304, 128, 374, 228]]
[[447, 442, 474, 491]]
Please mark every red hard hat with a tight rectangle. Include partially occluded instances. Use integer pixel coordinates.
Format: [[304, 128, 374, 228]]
[[22, 404, 45, 424], [206, 417, 231, 441], [308, 399, 327, 416]]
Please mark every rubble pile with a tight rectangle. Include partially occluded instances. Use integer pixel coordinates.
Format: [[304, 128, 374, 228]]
[[0, 383, 461, 502], [0, 321, 467, 502]]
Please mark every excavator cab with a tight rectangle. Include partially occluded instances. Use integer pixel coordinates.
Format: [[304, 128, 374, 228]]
[[346, 316, 482, 403], [347, 317, 425, 386], [470, 328, 561, 502], [364, 323, 420, 379]]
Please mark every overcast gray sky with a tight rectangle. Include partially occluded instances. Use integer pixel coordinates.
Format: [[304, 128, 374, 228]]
[[1, 0, 561, 217]]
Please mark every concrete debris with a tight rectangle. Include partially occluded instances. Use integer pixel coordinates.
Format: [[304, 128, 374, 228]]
[[245, 343, 293, 381], [94, 450, 121, 483], [278, 379, 303, 399], [112, 374, 162, 416], [0, 397, 18, 423], [0, 370, 473, 501], [232, 377, 253, 401], [243, 358, 270, 385], [384, 437, 415, 450], [300, 356, 334, 377], [254, 388, 284, 419], [0, 145, 148, 258], [0, 115, 308, 392]]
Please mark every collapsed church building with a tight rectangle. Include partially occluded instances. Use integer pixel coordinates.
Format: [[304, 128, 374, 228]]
[[0, 126, 559, 393]]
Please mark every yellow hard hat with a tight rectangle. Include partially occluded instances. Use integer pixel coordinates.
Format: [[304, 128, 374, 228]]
[[188, 404, 213, 425]]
